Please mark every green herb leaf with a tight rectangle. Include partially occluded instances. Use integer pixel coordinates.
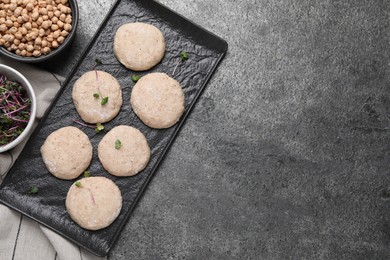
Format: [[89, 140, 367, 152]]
[[131, 75, 140, 82], [93, 93, 99, 99], [84, 171, 91, 177], [95, 123, 104, 133], [115, 139, 122, 150], [95, 59, 103, 65], [180, 51, 188, 61], [75, 181, 81, 187], [101, 97, 108, 105], [28, 186, 39, 194]]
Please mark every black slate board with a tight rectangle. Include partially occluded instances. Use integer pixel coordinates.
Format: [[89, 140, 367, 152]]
[[0, 0, 227, 256]]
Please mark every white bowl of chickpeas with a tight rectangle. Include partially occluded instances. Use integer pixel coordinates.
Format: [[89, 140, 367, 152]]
[[0, 0, 78, 63]]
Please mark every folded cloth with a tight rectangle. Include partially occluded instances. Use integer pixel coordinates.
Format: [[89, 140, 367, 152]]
[[0, 57, 106, 260]]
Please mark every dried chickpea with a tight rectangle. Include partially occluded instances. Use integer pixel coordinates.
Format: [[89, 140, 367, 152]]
[[13, 38, 20, 45], [13, 21, 20, 27], [54, 10, 61, 17], [39, 7, 47, 15], [38, 28, 45, 36], [41, 40, 47, 47], [51, 40, 58, 48], [42, 15, 48, 21], [25, 51, 32, 57], [31, 11, 39, 20], [60, 30, 68, 37], [48, 11, 53, 18], [20, 49, 26, 56], [14, 32, 22, 39], [0, 24, 8, 32], [59, 13, 65, 22], [41, 20, 51, 29], [26, 44, 34, 52], [5, 19, 13, 27], [60, 0, 67, 4], [32, 22, 38, 28], [34, 37, 41, 45], [51, 24, 59, 31], [24, 22, 32, 30], [42, 46, 50, 54], [52, 30, 60, 38], [51, 16, 58, 23], [26, 3, 34, 11], [15, 49, 21, 55], [63, 23, 71, 32], [32, 50, 40, 57], [57, 20, 63, 29], [18, 42, 25, 50], [56, 35, 64, 44]]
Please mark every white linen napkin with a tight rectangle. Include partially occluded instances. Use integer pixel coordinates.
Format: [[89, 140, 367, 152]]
[[0, 57, 106, 260]]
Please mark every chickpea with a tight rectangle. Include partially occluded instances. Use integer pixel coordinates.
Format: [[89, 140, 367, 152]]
[[34, 37, 41, 45], [51, 24, 58, 31], [19, 26, 27, 35], [13, 38, 20, 45], [41, 20, 51, 29], [16, 16, 23, 24], [42, 15, 48, 21], [51, 40, 58, 48], [41, 39, 47, 47], [0, 24, 8, 32], [59, 13, 65, 22], [57, 20, 63, 29], [14, 32, 22, 39], [14, 7, 22, 17], [18, 43, 25, 50], [52, 30, 60, 38], [39, 7, 47, 15], [60, 0, 67, 4], [63, 23, 71, 32], [31, 12, 39, 20], [26, 2, 33, 11], [56, 35, 64, 44], [38, 28, 45, 36], [26, 44, 34, 52], [36, 16, 43, 25], [51, 16, 58, 23], [0, 38, 5, 46], [22, 14, 30, 22], [32, 50, 41, 57], [13, 21, 20, 27], [0, 18, 5, 24], [31, 22, 38, 28], [47, 4, 53, 11], [25, 51, 32, 57], [5, 19, 13, 27], [60, 30, 68, 37], [8, 27, 17, 34], [15, 49, 21, 55], [24, 22, 32, 30], [20, 49, 26, 56], [9, 3, 17, 11], [0, 10, 5, 18], [48, 11, 53, 18], [54, 10, 60, 17], [42, 46, 50, 54]]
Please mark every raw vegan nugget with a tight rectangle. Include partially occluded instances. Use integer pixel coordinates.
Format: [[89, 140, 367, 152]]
[[41, 126, 92, 180]]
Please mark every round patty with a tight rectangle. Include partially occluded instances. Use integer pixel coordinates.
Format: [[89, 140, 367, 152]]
[[130, 73, 185, 129], [41, 126, 93, 180], [66, 176, 122, 230], [98, 125, 150, 177], [72, 70, 122, 124], [114, 22, 166, 71]]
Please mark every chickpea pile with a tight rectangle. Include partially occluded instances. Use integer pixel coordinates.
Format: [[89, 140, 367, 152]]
[[0, 0, 73, 58]]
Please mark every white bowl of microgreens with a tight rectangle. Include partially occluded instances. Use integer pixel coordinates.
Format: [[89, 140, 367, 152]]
[[0, 64, 37, 153]]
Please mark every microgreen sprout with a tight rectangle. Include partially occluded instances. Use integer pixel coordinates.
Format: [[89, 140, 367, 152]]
[[95, 123, 104, 133], [131, 75, 140, 82], [0, 74, 31, 146], [172, 50, 189, 76], [93, 93, 99, 99], [73, 119, 104, 133], [115, 139, 122, 150], [101, 97, 108, 105], [75, 181, 81, 187], [84, 171, 91, 177], [181, 51, 188, 61], [28, 186, 39, 194]]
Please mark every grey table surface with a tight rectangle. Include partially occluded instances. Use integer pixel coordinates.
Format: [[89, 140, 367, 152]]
[[37, 0, 390, 259]]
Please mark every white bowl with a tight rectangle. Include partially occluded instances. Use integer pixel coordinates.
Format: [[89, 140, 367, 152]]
[[0, 64, 37, 153]]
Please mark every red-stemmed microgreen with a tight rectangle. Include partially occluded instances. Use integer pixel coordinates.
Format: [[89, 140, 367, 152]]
[[0, 74, 31, 146], [73, 119, 104, 133]]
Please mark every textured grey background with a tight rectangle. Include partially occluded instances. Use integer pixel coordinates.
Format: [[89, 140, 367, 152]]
[[41, 0, 390, 259]]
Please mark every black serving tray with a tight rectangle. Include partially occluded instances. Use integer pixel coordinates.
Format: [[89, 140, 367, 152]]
[[0, 0, 227, 257]]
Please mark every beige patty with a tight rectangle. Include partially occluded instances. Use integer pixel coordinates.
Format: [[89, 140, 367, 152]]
[[72, 70, 122, 124], [66, 177, 122, 230], [98, 125, 150, 177], [130, 73, 185, 129], [114, 22, 166, 71], [41, 126, 93, 180]]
